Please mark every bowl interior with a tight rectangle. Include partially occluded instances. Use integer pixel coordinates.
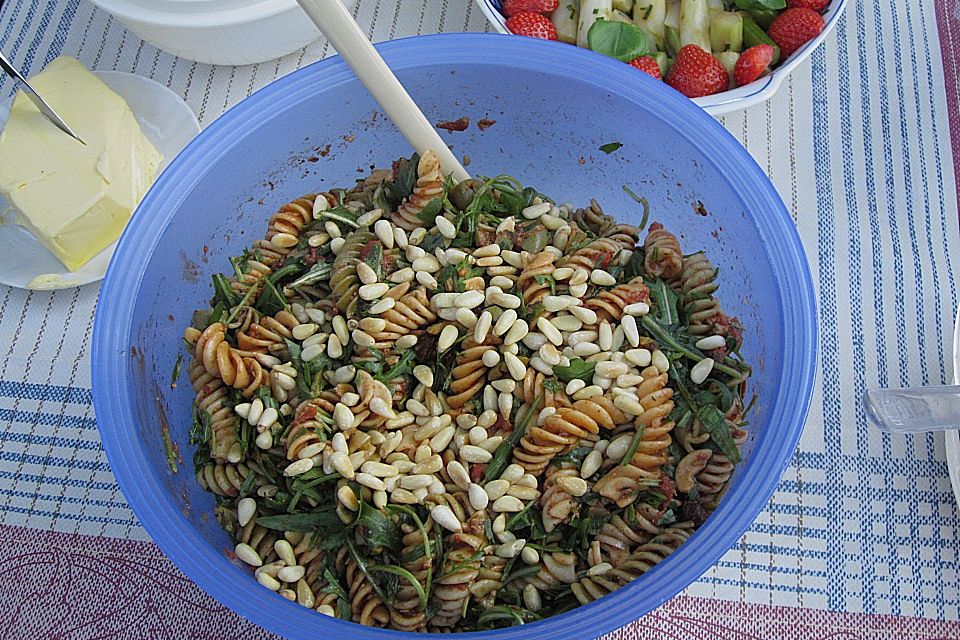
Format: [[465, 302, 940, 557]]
[[93, 34, 816, 640]]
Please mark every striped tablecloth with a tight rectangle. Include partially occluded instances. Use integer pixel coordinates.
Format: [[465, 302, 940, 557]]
[[2, 0, 960, 637]]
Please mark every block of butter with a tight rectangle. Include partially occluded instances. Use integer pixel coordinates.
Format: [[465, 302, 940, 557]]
[[0, 57, 162, 271]]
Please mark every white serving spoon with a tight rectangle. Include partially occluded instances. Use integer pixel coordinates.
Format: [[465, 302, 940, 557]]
[[863, 386, 960, 434], [295, 0, 470, 181]]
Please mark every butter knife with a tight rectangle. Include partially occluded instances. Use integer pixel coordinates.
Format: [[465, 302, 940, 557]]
[[0, 49, 85, 144]]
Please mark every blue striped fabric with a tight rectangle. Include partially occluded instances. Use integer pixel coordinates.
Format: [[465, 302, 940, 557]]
[[1, 0, 958, 623]]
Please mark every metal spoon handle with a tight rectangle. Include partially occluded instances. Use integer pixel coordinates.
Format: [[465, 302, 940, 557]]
[[864, 385, 960, 434], [0, 50, 84, 144]]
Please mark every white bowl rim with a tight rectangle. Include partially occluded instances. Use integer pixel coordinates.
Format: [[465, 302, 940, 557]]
[[474, 0, 848, 115], [86, 0, 298, 27]]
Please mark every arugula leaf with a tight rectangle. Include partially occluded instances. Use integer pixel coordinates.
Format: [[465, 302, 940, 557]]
[[599, 141, 623, 154], [170, 353, 183, 387], [376, 349, 416, 383], [542, 378, 564, 393], [552, 446, 593, 467], [419, 232, 446, 254], [564, 513, 610, 549], [588, 19, 649, 61], [619, 425, 646, 467], [353, 501, 401, 551], [189, 409, 212, 446], [255, 510, 342, 532], [287, 262, 332, 289], [238, 472, 258, 498], [211, 273, 240, 309], [254, 274, 288, 316], [485, 399, 539, 482], [622, 185, 651, 231], [416, 198, 444, 225], [699, 405, 741, 464], [553, 358, 596, 383], [320, 567, 352, 620], [396, 153, 421, 200], [649, 279, 679, 326], [371, 564, 427, 610], [534, 274, 557, 296]]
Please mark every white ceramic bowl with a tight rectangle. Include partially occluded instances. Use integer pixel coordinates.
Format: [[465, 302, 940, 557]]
[[475, 0, 846, 115], [86, 0, 355, 66]]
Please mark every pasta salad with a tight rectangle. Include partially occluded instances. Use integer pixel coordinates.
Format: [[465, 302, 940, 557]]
[[181, 151, 753, 631]]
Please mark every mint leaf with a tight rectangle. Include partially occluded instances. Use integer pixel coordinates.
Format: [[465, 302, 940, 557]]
[[599, 141, 623, 154]]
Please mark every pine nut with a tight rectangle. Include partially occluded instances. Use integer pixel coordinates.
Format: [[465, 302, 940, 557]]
[[234, 543, 262, 567], [580, 450, 603, 478], [690, 357, 715, 384], [431, 504, 462, 532]]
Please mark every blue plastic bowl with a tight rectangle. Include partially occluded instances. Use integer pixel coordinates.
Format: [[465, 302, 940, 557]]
[[92, 33, 817, 640]]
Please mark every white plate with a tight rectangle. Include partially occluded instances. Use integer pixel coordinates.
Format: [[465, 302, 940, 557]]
[[947, 306, 960, 507], [0, 70, 199, 290]]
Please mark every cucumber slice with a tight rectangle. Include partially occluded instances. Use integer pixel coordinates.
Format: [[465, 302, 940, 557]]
[[614, 0, 635, 12], [741, 14, 781, 64], [679, 0, 711, 51], [714, 50, 740, 84], [608, 8, 633, 23], [665, 24, 681, 55], [652, 51, 671, 76], [709, 11, 743, 52], [552, 1, 580, 44]]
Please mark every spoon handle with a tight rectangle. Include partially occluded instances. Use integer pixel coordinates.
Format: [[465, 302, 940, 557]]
[[863, 385, 960, 434], [296, 0, 470, 181]]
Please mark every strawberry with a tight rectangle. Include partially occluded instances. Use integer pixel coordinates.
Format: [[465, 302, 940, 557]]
[[767, 8, 825, 58], [666, 45, 728, 98], [786, 0, 829, 11], [502, 0, 559, 16], [627, 56, 662, 80], [506, 11, 558, 40], [734, 44, 774, 86]]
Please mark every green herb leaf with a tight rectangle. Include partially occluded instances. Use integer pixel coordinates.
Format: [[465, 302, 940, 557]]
[[553, 358, 596, 383], [485, 399, 539, 482], [353, 501, 401, 551], [370, 564, 428, 611], [375, 349, 416, 383], [255, 510, 342, 532], [622, 185, 651, 231], [320, 567, 352, 620], [619, 425, 646, 467], [254, 271, 290, 316], [543, 378, 564, 393], [170, 353, 183, 387], [599, 141, 623, 154], [162, 425, 178, 473], [699, 405, 741, 463], [552, 446, 593, 467], [416, 198, 444, 225], [734, 0, 786, 10], [211, 273, 240, 309], [588, 19, 649, 61]]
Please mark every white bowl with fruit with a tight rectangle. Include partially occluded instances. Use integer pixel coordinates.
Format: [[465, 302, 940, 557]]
[[476, 0, 846, 114]]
